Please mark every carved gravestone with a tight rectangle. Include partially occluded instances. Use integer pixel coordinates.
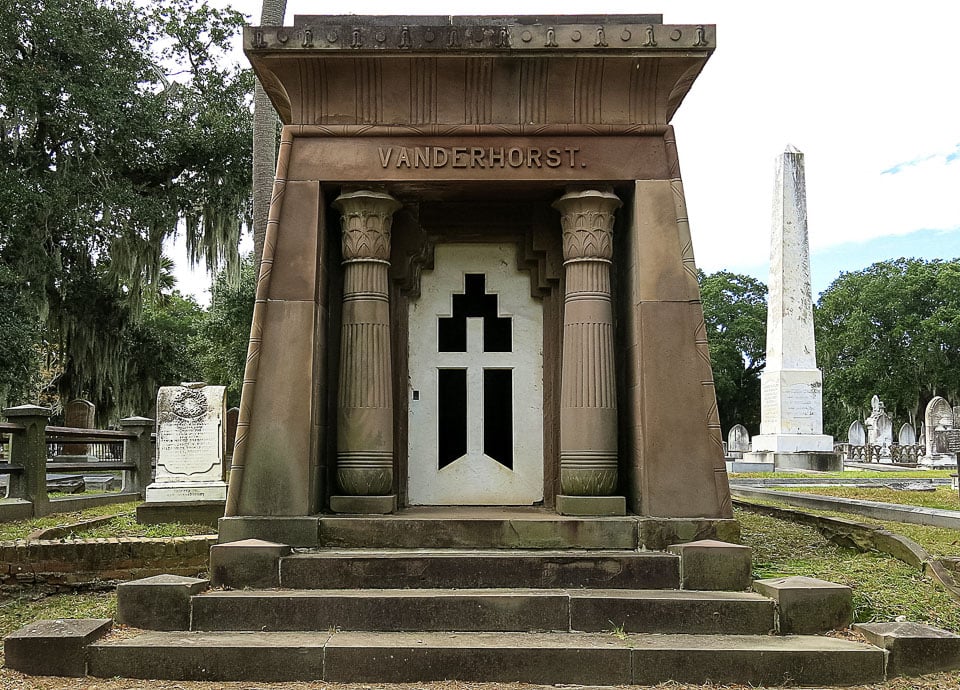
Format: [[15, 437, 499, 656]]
[[922, 396, 958, 467], [898, 423, 916, 447], [726, 425, 750, 458], [865, 396, 893, 462], [56, 399, 96, 461], [145, 383, 227, 503], [848, 420, 866, 446]]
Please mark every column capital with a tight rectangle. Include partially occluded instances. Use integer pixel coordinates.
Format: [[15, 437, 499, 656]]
[[333, 190, 402, 261], [552, 189, 622, 262]]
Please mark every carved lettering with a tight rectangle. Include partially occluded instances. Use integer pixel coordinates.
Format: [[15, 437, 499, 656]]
[[376, 145, 586, 170]]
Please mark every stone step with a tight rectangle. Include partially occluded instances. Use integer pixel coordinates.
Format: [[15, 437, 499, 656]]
[[88, 630, 885, 685], [278, 549, 680, 589], [190, 588, 775, 634]]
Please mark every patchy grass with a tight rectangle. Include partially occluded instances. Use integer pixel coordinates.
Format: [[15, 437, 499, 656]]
[[737, 496, 960, 558], [0, 590, 116, 639], [0, 502, 212, 541], [776, 485, 960, 511], [732, 469, 955, 479], [737, 508, 960, 632]]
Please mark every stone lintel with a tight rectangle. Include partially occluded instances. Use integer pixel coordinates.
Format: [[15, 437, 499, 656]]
[[245, 19, 712, 55]]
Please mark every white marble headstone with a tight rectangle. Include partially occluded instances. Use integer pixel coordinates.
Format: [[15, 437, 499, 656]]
[[727, 424, 751, 453], [847, 420, 866, 446], [146, 382, 228, 502], [898, 423, 916, 446]]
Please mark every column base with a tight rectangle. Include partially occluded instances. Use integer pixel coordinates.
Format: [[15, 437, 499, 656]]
[[556, 494, 626, 516], [330, 494, 396, 514]]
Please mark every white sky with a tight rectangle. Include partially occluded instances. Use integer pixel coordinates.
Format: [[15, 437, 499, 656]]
[[173, 0, 960, 302]]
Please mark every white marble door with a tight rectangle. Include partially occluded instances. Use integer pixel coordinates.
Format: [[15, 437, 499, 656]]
[[407, 243, 544, 505]]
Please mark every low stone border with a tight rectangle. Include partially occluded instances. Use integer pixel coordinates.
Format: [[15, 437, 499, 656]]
[[730, 486, 960, 530], [27, 515, 119, 541], [733, 499, 960, 604], [0, 534, 216, 594]]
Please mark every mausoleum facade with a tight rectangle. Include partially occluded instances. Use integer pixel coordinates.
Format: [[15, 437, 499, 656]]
[[225, 15, 733, 521]]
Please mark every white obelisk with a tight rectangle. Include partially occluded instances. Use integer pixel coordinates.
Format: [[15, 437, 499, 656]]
[[747, 146, 838, 470]]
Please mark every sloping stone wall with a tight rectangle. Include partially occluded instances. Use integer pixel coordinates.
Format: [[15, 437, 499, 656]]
[[0, 535, 216, 593]]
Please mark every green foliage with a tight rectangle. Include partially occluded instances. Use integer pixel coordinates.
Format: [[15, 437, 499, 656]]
[[0, 0, 252, 421], [698, 270, 768, 433], [816, 258, 960, 437], [776, 486, 960, 511], [192, 255, 256, 407], [0, 266, 41, 410]]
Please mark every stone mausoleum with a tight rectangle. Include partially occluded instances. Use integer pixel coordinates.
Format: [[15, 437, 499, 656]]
[[224, 14, 733, 532]]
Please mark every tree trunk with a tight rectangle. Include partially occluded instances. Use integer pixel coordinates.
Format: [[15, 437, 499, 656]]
[[252, 0, 287, 266]]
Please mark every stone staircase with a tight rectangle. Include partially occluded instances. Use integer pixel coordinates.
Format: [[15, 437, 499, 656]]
[[8, 511, 891, 685]]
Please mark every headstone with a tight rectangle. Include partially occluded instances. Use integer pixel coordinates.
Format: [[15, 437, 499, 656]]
[[864, 396, 893, 462], [921, 396, 958, 467], [847, 420, 866, 446], [898, 423, 917, 447], [744, 146, 838, 472], [726, 425, 750, 458], [144, 382, 227, 503], [56, 399, 96, 462]]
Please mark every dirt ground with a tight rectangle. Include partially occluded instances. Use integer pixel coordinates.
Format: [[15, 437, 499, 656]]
[[2, 673, 960, 690]]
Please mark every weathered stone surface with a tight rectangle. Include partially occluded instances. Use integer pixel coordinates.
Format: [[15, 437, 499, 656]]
[[329, 494, 396, 515], [4, 618, 111, 677], [89, 631, 329, 681], [117, 574, 209, 631], [280, 550, 679, 590], [666, 539, 752, 591], [192, 589, 569, 632], [218, 516, 320, 546], [87, 629, 884, 685], [319, 512, 638, 549], [323, 631, 633, 684], [753, 575, 852, 634], [629, 633, 884, 686], [570, 590, 774, 634], [209, 539, 291, 589], [638, 517, 741, 550], [854, 621, 960, 677], [555, 494, 626, 516]]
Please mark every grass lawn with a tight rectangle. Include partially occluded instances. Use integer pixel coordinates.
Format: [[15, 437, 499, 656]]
[[0, 501, 213, 541], [737, 508, 960, 632]]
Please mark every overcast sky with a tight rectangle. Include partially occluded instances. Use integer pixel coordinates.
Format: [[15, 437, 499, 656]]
[[172, 0, 960, 303]]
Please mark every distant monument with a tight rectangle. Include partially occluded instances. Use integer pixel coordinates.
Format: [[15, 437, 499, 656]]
[[743, 147, 840, 472], [137, 382, 227, 526]]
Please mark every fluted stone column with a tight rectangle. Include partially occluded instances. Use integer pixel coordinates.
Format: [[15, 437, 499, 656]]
[[331, 190, 401, 514], [553, 189, 626, 516]]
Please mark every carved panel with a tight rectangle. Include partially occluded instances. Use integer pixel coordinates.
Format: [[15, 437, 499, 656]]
[[465, 58, 494, 124], [574, 58, 603, 124], [410, 58, 438, 124], [521, 58, 548, 124]]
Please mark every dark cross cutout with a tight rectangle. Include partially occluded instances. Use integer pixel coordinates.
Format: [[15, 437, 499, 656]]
[[438, 274, 512, 353]]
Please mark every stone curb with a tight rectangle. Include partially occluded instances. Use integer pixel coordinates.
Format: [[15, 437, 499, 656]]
[[730, 486, 960, 529], [733, 499, 960, 604]]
